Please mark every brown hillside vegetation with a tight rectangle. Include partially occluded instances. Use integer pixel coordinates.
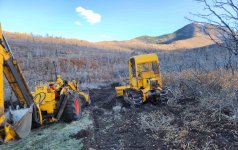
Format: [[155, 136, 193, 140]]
[[3, 24, 238, 94], [97, 23, 217, 51], [5, 23, 217, 52], [133, 23, 217, 50], [1, 23, 238, 149]]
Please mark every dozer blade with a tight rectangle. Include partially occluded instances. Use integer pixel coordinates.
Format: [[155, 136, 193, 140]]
[[8, 106, 33, 139]]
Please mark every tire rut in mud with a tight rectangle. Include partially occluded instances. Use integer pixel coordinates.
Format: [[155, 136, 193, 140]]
[[87, 88, 165, 150], [69, 86, 238, 149]]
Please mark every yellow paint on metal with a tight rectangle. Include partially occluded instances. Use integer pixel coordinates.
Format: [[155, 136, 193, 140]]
[[132, 53, 159, 64], [31, 74, 89, 124], [4, 125, 16, 142], [115, 85, 130, 96], [0, 49, 4, 118], [68, 81, 89, 103], [115, 53, 163, 103], [0, 23, 2, 41], [1, 23, 89, 141], [35, 104, 43, 125], [33, 85, 56, 114], [0, 115, 5, 126]]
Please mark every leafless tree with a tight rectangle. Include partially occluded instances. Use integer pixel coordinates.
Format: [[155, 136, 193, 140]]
[[191, 0, 238, 73]]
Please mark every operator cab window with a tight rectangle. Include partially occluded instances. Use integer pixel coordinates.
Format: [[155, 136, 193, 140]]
[[130, 58, 136, 77], [138, 63, 149, 72], [151, 62, 160, 74]]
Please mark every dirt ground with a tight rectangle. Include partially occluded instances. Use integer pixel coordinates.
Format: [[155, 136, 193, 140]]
[[1, 85, 238, 150], [81, 86, 238, 150]]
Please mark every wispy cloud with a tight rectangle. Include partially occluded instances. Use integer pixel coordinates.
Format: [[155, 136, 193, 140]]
[[75, 6, 101, 24], [75, 21, 82, 26]]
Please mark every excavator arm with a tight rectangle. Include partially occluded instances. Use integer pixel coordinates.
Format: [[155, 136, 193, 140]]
[[1, 35, 33, 106], [68, 80, 90, 105], [0, 24, 36, 142]]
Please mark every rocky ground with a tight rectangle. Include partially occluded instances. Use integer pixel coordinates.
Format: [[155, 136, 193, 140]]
[[1, 85, 238, 150]]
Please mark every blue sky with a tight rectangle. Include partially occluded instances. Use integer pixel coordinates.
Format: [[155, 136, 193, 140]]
[[0, 0, 202, 41]]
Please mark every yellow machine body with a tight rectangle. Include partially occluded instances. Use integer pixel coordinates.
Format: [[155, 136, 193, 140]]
[[33, 85, 56, 114], [32, 75, 90, 124], [0, 23, 90, 143], [116, 53, 163, 104]]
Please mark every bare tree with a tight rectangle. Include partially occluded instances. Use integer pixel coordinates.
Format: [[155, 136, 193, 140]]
[[190, 0, 238, 74], [192, 0, 238, 55]]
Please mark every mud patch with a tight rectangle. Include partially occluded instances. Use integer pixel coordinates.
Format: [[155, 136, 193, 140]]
[[69, 129, 89, 140], [85, 87, 238, 150], [1, 86, 238, 149]]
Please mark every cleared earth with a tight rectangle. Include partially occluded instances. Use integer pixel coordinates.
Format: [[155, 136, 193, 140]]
[[1, 85, 238, 150]]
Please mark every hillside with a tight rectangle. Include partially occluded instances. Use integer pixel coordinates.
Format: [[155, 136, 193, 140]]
[[3, 23, 236, 87], [1, 23, 238, 149], [136, 23, 211, 43], [3, 24, 237, 99], [133, 22, 216, 49], [5, 23, 217, 52]]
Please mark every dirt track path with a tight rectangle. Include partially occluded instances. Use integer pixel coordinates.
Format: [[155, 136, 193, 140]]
[[79, 88, 166, 150], [1, 86, 238, 150], [76, 87, 238, 150]]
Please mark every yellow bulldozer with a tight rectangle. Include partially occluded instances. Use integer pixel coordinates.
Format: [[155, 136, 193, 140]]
[[0, 24, 90, 143], [115, 53, 168, 107]]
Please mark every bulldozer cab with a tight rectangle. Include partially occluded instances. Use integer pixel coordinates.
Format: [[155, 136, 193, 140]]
[[115, 53, 165, 104], [129, 53, 162, 89]]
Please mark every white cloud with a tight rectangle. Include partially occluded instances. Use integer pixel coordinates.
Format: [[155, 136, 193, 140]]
[[75, 6, 101, 24], [75, 21, 82, 26]]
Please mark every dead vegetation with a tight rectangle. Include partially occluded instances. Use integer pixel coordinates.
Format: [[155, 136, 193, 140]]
[[1, 29, 238, 149], [68, 69, 238, 149], [138, 70, 238, 149]]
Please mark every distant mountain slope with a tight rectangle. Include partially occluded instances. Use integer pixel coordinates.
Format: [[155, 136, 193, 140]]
[[2, 23, 233, 89], [135, 22, 214, 44], [5, 22, 216, 51], [97, 23, 216, 51]]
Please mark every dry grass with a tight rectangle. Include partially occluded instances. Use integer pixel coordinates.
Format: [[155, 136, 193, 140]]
[[2, 26, 238, 149], [139, 70, 238, 149], [164, 69, 238, 119]]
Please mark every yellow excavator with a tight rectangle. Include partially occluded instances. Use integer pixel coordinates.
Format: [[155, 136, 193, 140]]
[[115, 53, 168, 107], [0, 24, 90, 143]]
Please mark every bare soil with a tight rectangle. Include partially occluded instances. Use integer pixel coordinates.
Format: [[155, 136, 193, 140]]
[[71, 86, 238, 150], [1, 85, 238, 149]]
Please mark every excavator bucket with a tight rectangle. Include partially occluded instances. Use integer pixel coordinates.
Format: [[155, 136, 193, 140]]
[[6, 106, 33, 139], [12, 106, 33, 138]]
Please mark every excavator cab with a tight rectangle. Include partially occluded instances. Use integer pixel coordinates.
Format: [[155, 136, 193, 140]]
[[0, 24, 35, 142]]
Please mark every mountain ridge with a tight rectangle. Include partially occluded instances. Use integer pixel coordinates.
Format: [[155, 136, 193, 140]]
[[5, 22, 216, 51], [135, 22, 213, 44]]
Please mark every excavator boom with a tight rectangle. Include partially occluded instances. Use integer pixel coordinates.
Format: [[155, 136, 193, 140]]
[[0, 24, 34, 142], [2, 36, 33, 106]]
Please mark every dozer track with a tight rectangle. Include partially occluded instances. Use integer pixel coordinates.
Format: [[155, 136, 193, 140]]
[[124, 88, 170, 107], [123, 90, 143, 107]]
